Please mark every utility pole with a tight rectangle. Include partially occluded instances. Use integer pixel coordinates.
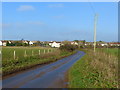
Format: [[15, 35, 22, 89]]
[[94, 14, 98, 52]]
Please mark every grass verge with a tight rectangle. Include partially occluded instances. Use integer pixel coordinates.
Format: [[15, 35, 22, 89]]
[[69, 48, 118, 88]]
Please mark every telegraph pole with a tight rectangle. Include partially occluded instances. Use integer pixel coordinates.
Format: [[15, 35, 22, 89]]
[[94, 14, 98, 52]]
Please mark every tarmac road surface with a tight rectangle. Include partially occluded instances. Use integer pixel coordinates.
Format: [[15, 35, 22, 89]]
[[2, 51, 85, 88]]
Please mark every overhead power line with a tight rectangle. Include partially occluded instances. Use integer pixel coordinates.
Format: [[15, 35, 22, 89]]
[[88, 0, 96, 15]]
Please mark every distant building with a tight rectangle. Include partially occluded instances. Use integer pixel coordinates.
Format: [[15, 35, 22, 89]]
[[71, 41, 78, 45], [49, 41, 61, 48], [101, 43, 108, 46], [85, 42, 93, 46], [22, 40, 29, 44], [8, 41, 12, 44], [97, 42, 108, 47], [109, 42, 120, 47], [29, 41, 34, 45], [0, 41, 2, 46], [2, 41, 7, 46], [31, 41, 38, 44]]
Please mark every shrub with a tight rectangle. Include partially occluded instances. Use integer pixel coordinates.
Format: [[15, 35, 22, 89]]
[[59, 44, 78, 52]]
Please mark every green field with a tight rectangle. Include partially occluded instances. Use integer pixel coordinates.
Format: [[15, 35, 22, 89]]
[[69, 48, 118, 88], [97, 48, 118, 57], [2, 46, 75, 76], [2, 47, 55, 61]]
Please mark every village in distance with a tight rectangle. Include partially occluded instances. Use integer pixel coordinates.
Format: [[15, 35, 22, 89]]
[[0, 39, 119, 48]]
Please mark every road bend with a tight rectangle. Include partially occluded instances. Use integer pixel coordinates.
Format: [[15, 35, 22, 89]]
[[3, 51, 85, 88]]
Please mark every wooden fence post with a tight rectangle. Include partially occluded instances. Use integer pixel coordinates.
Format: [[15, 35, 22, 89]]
[[0, 50, 1, 60], [32, 50, 34, 56], [48, 49, 49, 53], [44, 49, 45, 54], [24, 50, 27, 57], [14, 50, 16, 60], [39, 50, 40, 55]]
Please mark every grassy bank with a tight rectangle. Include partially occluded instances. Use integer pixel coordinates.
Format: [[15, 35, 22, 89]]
[[69, 48, 118, 88], [2, 47, 76, 76]]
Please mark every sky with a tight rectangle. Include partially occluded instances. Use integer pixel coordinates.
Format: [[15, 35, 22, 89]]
[[2, 2, 118, 42]]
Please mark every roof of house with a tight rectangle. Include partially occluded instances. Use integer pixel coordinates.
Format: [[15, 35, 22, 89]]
[[2, 41, 7, 43], [49, 41, 61, 43], [110, 43, 120, 44]]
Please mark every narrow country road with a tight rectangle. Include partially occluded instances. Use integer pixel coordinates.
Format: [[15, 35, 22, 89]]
[[3, 51, 85, 88]]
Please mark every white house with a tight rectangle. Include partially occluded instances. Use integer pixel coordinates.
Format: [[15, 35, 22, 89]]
[[49, 41, 61, 48], [71, 41, 78, 45], [101, 43, 108, 46], [2, 41, 7, 46], [29, 41, 34, 45], [0, 41, 2, 46], [8, 41, 12, 44]]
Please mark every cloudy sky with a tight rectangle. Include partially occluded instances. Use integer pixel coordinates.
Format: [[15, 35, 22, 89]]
[[2, 2, 118, 42]]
